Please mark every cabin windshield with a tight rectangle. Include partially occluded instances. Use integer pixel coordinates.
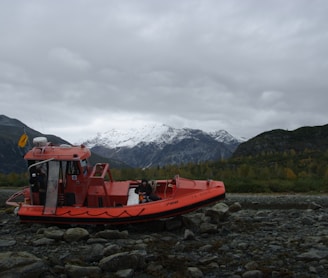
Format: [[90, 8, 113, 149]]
[[29, 160, 86, 182], [66, 161, 80, 175], [28, 160, 48, 181]]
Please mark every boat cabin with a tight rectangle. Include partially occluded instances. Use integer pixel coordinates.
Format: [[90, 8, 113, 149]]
[[25, 137, 119, 212]]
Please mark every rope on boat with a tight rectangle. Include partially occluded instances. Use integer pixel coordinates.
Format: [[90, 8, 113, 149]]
[[55, 208, 146, 218]]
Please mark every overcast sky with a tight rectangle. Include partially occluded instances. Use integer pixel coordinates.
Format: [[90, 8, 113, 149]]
[[1, 0, 327, 143]]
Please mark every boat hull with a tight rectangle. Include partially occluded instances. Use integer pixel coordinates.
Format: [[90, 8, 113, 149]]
[[16, 188, 225, 225]]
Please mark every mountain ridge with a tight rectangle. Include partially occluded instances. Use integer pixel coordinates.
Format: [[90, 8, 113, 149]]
[[1, 115, 327, 175], [0, 115, 242, 173], [83, 123, 243, 149], [84, 124, 243, 168], [233, 124, 328, 157]]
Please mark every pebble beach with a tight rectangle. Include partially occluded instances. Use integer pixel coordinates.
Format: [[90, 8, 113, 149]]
[[0, 189, 327, 277]]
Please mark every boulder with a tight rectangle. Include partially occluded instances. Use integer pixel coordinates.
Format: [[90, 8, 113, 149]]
[[186, 266, 204, 278], [95, 229, 128, 239], [204, 202, 229, 222], [0, 251, 46, 278], [43, 226, 65, 239], [99, 250, 146, 272], [65, 264, 102, 278], [63, 227, 89, 242]]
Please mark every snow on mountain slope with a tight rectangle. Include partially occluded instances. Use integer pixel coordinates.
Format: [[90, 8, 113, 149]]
[[85, 123, 173, 148], [209, 130, 244, 144], [84, 123, 242, 149]]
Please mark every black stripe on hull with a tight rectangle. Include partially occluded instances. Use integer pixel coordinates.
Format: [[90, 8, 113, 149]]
[[19, 193, 225, 225]]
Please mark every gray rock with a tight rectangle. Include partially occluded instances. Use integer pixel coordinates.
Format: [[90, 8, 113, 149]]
[[115, 268, 134, 278], [99, 250, 146, 272], [0, 239, 16, 247], [186, 266, 203, 278], [0, 251, 46, 278], [199, 255, 218, 265], [200, 222, 217, 234], [308, 202, 322, 210], [63, 227, 89, 242], [165, 217, 183, 230], [297, 249, 328, 261], [103, 243, 122, 256], [43, 226, 65, 239], [32, 237, 55, 246], [184, 229, 195, 240], [229, 202, 242, 212], [83, 243, 104, 262], [86, 237, 108, 244], [146, 262, 164, 273], [65, 264, 101, 278], [95, 229, 128, 239], [242, 270, 263, 278], [205, 202, 229, 222], [182, 212, 208, 231], [244, 261, 258, 270]]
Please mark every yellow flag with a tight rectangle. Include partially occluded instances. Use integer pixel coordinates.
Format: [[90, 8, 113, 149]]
[[18, 133, 28, 148]]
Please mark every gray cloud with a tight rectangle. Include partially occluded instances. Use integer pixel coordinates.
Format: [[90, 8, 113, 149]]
[[1, 0, 327, 143]]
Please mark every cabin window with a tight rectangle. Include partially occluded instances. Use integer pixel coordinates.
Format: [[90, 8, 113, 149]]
[[66, 161, 80, 175], [28, 160, 48, 205], [28, 160, 48, 178], [81, 159, 88, 176], [59, 161, 67, 186]]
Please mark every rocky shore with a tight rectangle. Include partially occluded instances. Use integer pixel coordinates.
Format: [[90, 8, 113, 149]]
[[1, 191, 328, 278]]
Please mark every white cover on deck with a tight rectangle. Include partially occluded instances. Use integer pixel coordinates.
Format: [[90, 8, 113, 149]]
[[127, 188, 139, 205]]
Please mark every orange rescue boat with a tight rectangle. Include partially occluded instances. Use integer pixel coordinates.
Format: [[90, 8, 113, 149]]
[[6, 137, 226, 225]]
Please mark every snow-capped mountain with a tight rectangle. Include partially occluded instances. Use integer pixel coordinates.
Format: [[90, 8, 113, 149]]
[[85, 124, 176, 148], [209, 130, 245, 145], [83, 123, 244, 168], [84, 123, 242, 149]]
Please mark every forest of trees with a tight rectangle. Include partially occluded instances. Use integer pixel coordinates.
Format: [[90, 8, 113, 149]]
[[109, 149, 328, 193], [2, 148, 327, 193]]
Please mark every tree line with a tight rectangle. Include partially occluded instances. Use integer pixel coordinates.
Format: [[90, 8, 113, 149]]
[[1, 149, 327, 193], [109, 149, 328, 193]]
